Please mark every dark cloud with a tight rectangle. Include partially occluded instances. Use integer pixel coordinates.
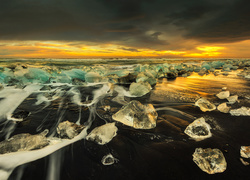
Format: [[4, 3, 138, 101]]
[[0, 0, 249, 50], [119, 47, 140, 52]]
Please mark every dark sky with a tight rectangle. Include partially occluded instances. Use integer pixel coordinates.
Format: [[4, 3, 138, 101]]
[[0, 0, 250, 55]]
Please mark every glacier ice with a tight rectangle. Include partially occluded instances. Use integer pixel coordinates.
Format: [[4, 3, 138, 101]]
[[240, 146, 250, 158], [216, 91, 230, 99], [230, 107, 250, 116], [112, 100, 157, 129], [57, 121, 85, 139], [217, 103, 230, 113], [195, 98, 216, 112], [193, 148, 227, 174], [85, 72, 102, 83], [184, 117, 212, 141], [227, 95, 238, 104], [129, 81, 152, 97], [136, 71, 157, 86], [86, 123, 118, 145]]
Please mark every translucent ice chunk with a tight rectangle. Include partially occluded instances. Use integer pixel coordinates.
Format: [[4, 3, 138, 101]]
[[85, 72, 102, 83], [217, 103, 230, 113], [136, 71, 157, 86], [25, 68, 50, 83], [184, 117, 212, 141], [227, 95, 238, 104], [195, 98, 216, 112], [201, 63, 211, 70], [129, 81, 152, 97], [112, 100, 157, 129], [193, 148, 227, 174], [106, 70, 130, 77], [216, 91, 230, 99], [86, 123, 118, 145], [211, 61, 224, 69], [63, 69, 86, 81], [57, 121, 85, 139], [240, 146, 250, 158], [230, 107, 250, 116]]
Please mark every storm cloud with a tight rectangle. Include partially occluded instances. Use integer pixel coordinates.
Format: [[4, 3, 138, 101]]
[[0, 0, 249, 50]]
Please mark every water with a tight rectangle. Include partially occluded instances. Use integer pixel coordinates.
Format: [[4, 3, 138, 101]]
[[0, 58, 249, 180]]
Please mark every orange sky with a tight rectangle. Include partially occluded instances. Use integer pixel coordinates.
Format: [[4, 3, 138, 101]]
[[0, 40, 250, 58]]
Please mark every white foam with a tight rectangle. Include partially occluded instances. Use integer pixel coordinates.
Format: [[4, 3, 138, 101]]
[[0, 85, 42, 122]]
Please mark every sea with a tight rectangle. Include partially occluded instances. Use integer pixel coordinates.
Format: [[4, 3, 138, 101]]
[[0, 58, 249, 180]]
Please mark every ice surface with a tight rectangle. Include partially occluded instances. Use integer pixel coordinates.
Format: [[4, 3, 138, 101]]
[[57, 121, 85, 139], [184, 117, 212, 141], [0, 130, 49, 154], [211, 61, 224, 69], [85, 72, 102, 83], [230, 107, 250, 116], [216, 91, 230, 99], [201, 63, 211, 70], [136, 71, 157, 86], [86, 122, 118, 145], [193, 148, 227, 174], [240, 146, 250, 158], [195, 98, 216, 112], [217, 103, 230, 113], [227, 95, 238, 104], [62, 69, 86, 81], [112, 100, 157, 129], [129, 81, 152, 97]]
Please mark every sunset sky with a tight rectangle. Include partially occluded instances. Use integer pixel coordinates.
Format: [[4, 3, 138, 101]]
[[0, 0, 250, 58]]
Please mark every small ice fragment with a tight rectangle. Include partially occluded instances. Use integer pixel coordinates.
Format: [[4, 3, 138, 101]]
[[57, 121, 85, 139], [86, 123, 118, 145], [184, 117, 212, 141], [230, 107, 250, 116], [101, 153, 118, 165], [217, 103, 230, 113], [216, 91, 230, 99], [222, 87, 227, 91], [112, 100, 157, 129], [227, 95, 238, 104], [240, 146, 250, 158], [195, 98, 216, 112], [129, 81, 151, 97], [193, 148, 227, 174]]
